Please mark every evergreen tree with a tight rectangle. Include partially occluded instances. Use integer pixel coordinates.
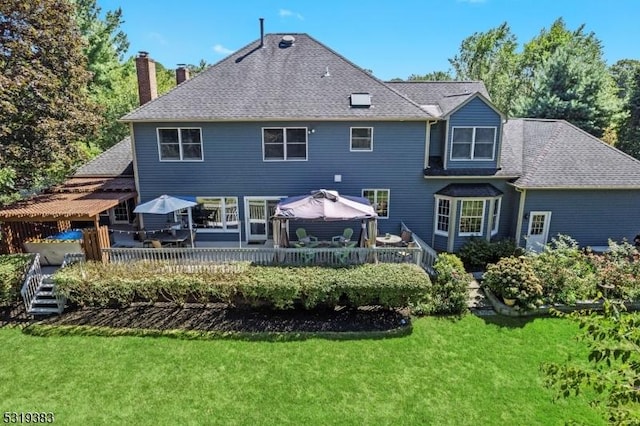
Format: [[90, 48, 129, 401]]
[[616, 68, 640, 159], [513, 42, 619, 138]]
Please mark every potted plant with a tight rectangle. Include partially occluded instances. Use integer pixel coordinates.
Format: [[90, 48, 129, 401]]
[[483, 256, 543, 310]]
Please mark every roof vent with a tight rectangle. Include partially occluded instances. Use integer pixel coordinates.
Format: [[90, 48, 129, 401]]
[[279, 35, 295, 48], [350, 93, 372, 108]]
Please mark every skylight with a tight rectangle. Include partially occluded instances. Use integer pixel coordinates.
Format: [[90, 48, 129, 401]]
[[350, 93, 372, 108]]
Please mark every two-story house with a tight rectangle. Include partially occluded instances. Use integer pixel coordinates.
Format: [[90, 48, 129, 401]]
[[121, 32, 640, 252]]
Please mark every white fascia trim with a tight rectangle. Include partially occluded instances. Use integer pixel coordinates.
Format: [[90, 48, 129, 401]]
[[120, 117, 431, 123], [425, 175, 519, 180]]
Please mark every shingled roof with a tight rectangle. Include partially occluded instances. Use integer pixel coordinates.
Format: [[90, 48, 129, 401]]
[[504, 119, 640, 188], [386, 81, 491, 117], [74, 137, 133, 177], [122, 34, 431, 122]]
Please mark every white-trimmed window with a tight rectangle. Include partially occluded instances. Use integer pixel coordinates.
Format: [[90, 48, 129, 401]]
[[363, 189, 389, 219], [434, 197, 451, 236], [176, 197, 239, 232], [491, 198, 501, 236], [350, 127, 373, 151], [157, 128, 203, 161], [459, 200, 485, 236], [263, 128, 307, 161], [450, 127, 496, 161]]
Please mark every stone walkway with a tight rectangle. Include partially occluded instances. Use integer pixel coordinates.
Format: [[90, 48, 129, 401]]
[[468, 277, 496, 316]]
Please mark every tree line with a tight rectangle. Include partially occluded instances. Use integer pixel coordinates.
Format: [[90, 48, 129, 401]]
[[401, 18, 640, 153], [1, 2, 639, 204], [0, 0, 206, 204]]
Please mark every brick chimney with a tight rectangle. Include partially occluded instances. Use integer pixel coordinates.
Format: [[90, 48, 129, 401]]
[[176, 64, 190, 85], [135, 51, 158, 105]]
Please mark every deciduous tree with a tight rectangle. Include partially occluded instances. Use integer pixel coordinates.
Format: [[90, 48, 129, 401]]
[[0, 0, 101, 199], [542, 301, 640, 425], [449, 23, 521, 114]]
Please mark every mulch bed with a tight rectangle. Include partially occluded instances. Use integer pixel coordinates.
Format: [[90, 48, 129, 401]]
[[2, 301, 410, 334]]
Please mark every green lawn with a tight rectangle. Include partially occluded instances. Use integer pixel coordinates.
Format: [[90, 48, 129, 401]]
[[0, 315, 604, 425]]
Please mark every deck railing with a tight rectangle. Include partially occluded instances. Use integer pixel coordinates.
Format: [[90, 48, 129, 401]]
[[20, 253, 42, 313], [401, 222, 437, 275], [102, 246, 424, 270]]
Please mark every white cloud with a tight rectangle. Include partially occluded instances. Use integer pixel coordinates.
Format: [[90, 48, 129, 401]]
[[147, 32, 168, 46], [212, 44, 234, 55], [279, 8, 304, 20]]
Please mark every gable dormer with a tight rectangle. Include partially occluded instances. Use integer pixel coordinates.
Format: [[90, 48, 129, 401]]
[[443, 93, 504, 170]]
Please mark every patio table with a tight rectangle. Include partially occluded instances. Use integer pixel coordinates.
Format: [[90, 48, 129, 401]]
[[376, 234, 402, 246], [144, 230, 191, 247]]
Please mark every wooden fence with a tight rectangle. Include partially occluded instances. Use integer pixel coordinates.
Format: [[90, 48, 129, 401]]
[[82, 226, 110, 262], [0, 221, 70, 254]]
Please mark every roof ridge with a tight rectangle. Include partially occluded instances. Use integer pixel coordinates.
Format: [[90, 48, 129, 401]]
[[559, 119, 640, 167], [385, 80, 485, 84], [121, 36, 263, 120], [301, 34, 433, 118], [518, 121, 563, 186]]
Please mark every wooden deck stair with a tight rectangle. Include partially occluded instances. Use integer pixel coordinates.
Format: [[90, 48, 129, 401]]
[[25, 274, 65, 316]]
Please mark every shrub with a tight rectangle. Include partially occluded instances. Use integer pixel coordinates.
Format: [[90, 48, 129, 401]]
[[588, 240, 640, 301], [530, 235, 598, 305], [54, 261, 432, 310], [458, 238, 521, 270], [483, 256, 543, 310], [430, 253, 469, 315], [0, 254, 34, 306]]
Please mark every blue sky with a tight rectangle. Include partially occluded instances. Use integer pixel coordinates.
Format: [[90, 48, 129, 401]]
[[100, 0, 639, 80]]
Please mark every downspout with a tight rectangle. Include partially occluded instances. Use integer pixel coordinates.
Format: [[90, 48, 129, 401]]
[[443, 120, 450, 170], [514, 187, 526, 248]]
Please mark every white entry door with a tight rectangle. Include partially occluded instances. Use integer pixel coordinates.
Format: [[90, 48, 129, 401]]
[[244, 197, 282, 242], [526, 211, 552, 252]]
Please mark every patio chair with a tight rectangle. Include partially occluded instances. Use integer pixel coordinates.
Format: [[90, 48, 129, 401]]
[[399, 230, 413, 247], [333, 241, 357, 265], [295, 228, 318, 244], [332, 227, 354, 243]]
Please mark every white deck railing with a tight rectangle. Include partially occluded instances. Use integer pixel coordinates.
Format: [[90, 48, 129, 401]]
[[401, 222, 437, 275], [101, 246, 424, 269], [20, 253, 42, 313]]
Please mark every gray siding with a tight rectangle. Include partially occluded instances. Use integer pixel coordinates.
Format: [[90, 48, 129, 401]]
[[423, 178, 517, 252], [133, 121, 432, 241], [447, 97, 502, 170], [519, 189, 640, 247], [428, 121, 445, 158]]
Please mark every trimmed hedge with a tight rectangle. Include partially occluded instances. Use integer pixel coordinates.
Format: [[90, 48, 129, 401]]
[[0, 254, 34, 306], [53, 261, 432, 309], [458, 238, 521, 270]]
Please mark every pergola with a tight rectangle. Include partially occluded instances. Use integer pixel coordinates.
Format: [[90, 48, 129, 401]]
[[271, 189, 378, 248], [0, 177, 136, 254]]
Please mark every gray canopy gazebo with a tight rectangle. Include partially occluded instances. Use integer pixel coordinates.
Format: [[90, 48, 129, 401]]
[[271, 189, 378, 248]]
